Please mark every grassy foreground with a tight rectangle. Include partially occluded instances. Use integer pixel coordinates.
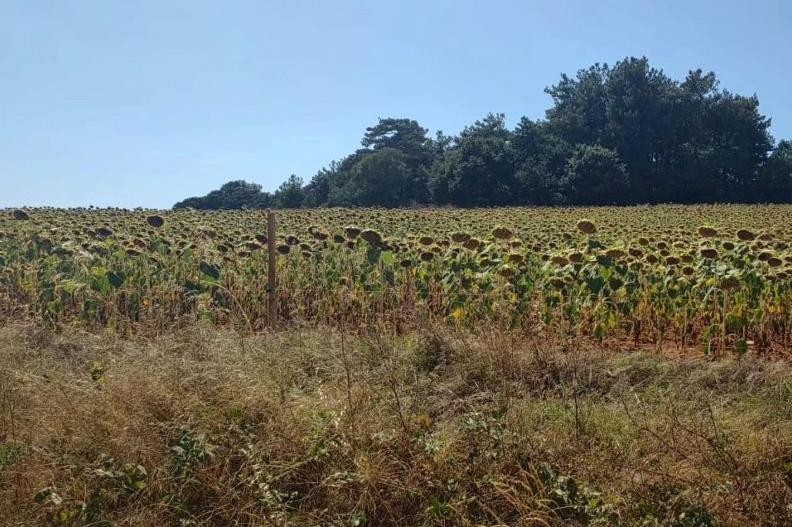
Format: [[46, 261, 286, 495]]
[[0, 323, 790, 526]]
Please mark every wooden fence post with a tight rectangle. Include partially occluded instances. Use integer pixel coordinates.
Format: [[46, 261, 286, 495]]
[[266, 209, 277, 326]]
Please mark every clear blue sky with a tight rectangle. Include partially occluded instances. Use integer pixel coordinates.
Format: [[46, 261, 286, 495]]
[[2, 0, 791, 209]]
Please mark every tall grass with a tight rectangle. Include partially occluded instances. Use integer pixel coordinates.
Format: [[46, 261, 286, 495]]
[[1, 322, 789, 525]]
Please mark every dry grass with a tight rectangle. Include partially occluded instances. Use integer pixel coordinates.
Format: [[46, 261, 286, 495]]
[[0, 322, 790, 526]]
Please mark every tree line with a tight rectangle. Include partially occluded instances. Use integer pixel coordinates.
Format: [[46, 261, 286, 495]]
[[174, 57, 792, 210]]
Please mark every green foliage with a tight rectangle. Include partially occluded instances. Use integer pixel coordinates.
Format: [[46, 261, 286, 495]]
[[2, 204, 792, 353], [174, 180, 273, 210], [0, 442, 26, 471], [430, 113, 517, 206], [170, 427, 215, 480], [339, 148, 411, 207], [759, 140, 792, 201], [92, 455, 148, 494], [639, 498, 716, 527], [362, 118, 435, 204], [90, 360, 105, 382], [173, 57, 790, 209], [560, 144, 630, 205], [539, 463, 618, 525], [32, 455, 148, 526], [274, 174, 305, 209], [513, 117, 571, 204]]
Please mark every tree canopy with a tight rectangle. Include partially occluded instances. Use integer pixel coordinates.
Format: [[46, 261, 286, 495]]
[[174, 57, 791, 209], [174, 180, 272, 210]]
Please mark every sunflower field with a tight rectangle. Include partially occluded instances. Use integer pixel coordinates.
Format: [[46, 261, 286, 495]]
[[2, 205, 791, 353]]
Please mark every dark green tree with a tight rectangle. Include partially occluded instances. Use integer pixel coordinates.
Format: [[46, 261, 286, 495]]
[[545, 58, 676, 202], [544, 58, 774, 203], [337, 148, 410, 207], [602, 57, 676, 201], [174, 180, 272, 209], [302, 166, 332, 207], [273, 174, 305, 208], [668, 71, 772, 202], [758, 140, 792, 201], [361, 118, 436, 203], [174, 57, 789, 209], [326, 151, 370, 206], [512, 118, 571, 204], [430, 113, 517, 206], [545, 64, 609, 146], [558, 145, 629, 205]]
